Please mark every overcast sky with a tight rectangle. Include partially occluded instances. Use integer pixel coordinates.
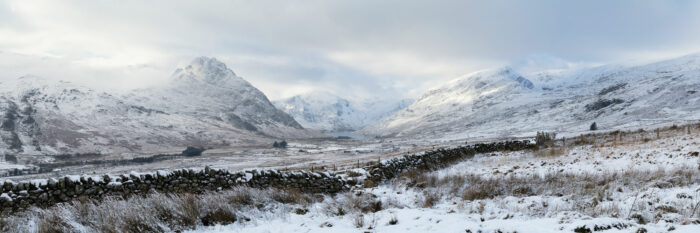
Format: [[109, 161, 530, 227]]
[[1, 0, 700, 101]]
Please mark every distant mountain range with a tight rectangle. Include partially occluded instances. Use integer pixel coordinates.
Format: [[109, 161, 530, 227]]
[[0, 57, 320, 155], [363, 53, 700, 140], [273, 92, 412, 133], [2, 53, 700, 155]]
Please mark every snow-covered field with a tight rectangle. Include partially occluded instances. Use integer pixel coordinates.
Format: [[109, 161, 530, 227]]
[[186, 129, 700, 233], [3, 127, 700, 233]]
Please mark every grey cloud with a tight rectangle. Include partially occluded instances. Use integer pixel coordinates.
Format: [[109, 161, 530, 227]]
[[1, 0, 699, 100]]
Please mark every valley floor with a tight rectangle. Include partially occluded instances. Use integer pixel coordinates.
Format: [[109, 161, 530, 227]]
[[1, 136, 431, 182], [3, 126, 700, 233]]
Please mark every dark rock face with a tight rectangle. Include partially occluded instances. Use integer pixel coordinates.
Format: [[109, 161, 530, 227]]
[[499, 67, 534, 89], [514, 76, 535, 89], [599, 83, 628, 96], [585, 98, 625, 112], [0, 96, 44, 152], [224, 113, 259, 132]]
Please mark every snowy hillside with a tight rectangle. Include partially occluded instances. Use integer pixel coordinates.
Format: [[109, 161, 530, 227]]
[[125, 57, 314, 139], [364, 53, 700, 140], [274, 91, 412, 133], [0, 57, 319, 155]]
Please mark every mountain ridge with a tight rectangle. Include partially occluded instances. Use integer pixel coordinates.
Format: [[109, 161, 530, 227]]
[[0, 57, 319, 156], [273, 91, 412, 133], [362, 53, 700, 140]]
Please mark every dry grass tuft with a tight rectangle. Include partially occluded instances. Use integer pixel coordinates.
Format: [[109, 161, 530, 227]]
[[533, 146, 568, 157], [462, 185, 497, 201], [176, 194, 201, 228], [346, 171, 364, 177], [362, 179, 376, 188], [388, 215, 398, 225], [270, 188, 312, 205], [200, 207, 237, 226], [0, 187, 335, 233], [120, 214, 164, 233], [38, 211, 70, 233], [423, 192, 438, 208], [353, 214, 364, 228], [400, 166, 700, 207], [227, 189, 254, 206], [335, 207, 346, 216], [345, 192, 384, 213]]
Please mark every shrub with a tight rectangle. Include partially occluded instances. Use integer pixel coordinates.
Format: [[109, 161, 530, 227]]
[[423, 193, 438, 208], [362, 179, 376, 188], [346, 171, 364, 177], [367, 200, 383, 213], [573, 135, 593, 145], [273, 140, 288, 148], [512, 186, 534, 196], [574, 226, 592, 233], [336, 207, 346, 216], [152, 201, 176, 226], [182, 146, 205, 157], [353, 214, 364, 228], [460, 178, 502, 201], [461, 186, 496, 201], [347, 193, 383, 213], [121, 215, 163, 233], [200, 208, 237, 226], [388, 215, 398, 225], [294, 208, 308, 215], [535, 131, 556, 147], [38, 212, 70, 233], [590, 122, 598, 131], [227, 189, 254, 206], [630, 214, 646, 225], [270, 189, 311, 205], [176, 194, 200, 228]]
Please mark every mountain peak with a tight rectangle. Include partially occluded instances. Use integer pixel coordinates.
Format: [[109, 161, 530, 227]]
[[450, 66, 533, 90], [189, 56, 230, 71], [486, 67, 532, 89], [172, 57, 242, 85]]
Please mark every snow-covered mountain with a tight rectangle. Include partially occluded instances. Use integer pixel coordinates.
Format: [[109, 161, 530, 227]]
[[364, 53, 700, 140], [0, 57, 319, 155], [273, 92, 412, 133], [125, 57, 311, 138]]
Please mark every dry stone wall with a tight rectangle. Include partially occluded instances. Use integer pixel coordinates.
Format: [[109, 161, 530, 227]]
[[0, 168, 346, 213], [0, 140, 534, 213], [367, 140, 534, 182]]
